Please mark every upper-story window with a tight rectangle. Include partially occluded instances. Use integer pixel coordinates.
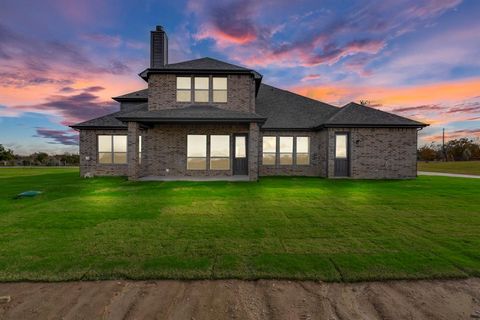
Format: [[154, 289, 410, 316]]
[[176, 77, 191, 102], [213, 77, 227, 103], [194, 77, 209, 102], [176, 76, 228, 103]]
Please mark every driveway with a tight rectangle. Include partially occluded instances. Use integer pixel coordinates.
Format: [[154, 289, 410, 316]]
[[418, 171, 480, 178]]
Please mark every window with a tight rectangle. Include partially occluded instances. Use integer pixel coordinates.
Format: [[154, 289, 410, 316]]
[[279, 137, 293, 165], [98, 135, 127, 164], [235, 136, 246, 158], [194, 77, 209, 102], [187, 135, 207, 170], [262, 136, 276, 165], [213, 77, 227, 103], [210, 135, 230, 170], [138, 135, 142, 164], [296, 137, 310, 165], [176, 77, 191, 102], [335, 134, 348, 158]]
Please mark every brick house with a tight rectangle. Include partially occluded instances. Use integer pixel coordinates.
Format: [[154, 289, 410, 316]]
[[71, 26, 427, 181]]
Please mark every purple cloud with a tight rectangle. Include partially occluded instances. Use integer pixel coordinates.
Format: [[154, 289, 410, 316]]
[[0, 23, 132, 89], [14, 89, 118, 125], [190, 0, 462, 71], [35, 128, 79, 145], [392, 104, 444, 113]]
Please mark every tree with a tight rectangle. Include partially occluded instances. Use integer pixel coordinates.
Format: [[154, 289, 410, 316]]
[[445, 138, 480, 161], [417, 144, 438, 161], [0, 144, 15, 162], [31, 152, 49, 165]]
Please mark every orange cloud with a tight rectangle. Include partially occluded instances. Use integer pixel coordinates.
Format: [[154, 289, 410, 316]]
[[292, 77, 480, 107]]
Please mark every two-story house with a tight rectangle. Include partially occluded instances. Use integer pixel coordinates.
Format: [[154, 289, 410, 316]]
[[71, 26, 427, 181]]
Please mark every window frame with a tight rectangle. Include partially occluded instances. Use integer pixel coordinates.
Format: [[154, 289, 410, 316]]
[[209, 135, 230, 170], [194, 76, 210, 103], [187, 134, 207, 170], [279, 136, 294, 165], [295, 136, 310, 165], [335, 133, 349, 159], [212, 77, 228, 103], [262, 136, 277, 166], [97, 134, 127, 165], [176, 76, 192, 102]]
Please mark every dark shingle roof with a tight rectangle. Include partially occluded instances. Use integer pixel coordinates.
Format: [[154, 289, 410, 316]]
[[255, 84, 339, 129], [324, 102, 427, 127], [163, 57, 252, 72], [116, 105, 265, 123], [70, 103, 148, 129], [72, 85, 427, 129], [139, 57, 262, 81], [112, 89, 148, 101]]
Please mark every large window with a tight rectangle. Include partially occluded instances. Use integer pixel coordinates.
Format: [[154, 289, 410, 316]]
[[98, 135, 127, 164], [187, 135, 207, 170], [176, 77, 191, 102], [335, 134, 348, 158], [210, 135, 230, 170], [262, 136, 276, 165], [296, 136, 310, 165], [213, 77, 227, 103], [279, 137, 293, 165], [194, 77, 209, 102]]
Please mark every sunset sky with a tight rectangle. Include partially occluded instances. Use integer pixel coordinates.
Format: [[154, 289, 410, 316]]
[[1, 0, 479, 154]]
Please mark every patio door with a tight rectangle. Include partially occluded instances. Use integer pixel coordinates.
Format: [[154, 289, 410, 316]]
[[334, 133, 350, 177], [233, 134, 248, 175]]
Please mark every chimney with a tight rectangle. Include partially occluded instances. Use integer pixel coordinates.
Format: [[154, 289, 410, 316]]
[[150, 25, 168, 68]]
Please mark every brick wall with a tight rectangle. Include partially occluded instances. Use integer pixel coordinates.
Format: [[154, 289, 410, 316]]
[[258, 130, 328, 177], [79, 129, 129, 177], [327, 127, 418, 179], [141, 123, 251, 177], [148, 74, 255, 113]]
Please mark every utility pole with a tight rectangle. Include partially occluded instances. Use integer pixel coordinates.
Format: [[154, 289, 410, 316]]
[[442, 128, 447, 162]]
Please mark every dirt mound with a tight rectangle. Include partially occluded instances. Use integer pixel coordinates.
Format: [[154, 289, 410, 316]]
[[1, 278, 479, 319]]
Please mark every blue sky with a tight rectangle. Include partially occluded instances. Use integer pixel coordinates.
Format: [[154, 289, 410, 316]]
[[0, 0, 479, 154]]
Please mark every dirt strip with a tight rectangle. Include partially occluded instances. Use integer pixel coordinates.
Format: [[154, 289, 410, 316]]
[[0, 278, 479, 319]]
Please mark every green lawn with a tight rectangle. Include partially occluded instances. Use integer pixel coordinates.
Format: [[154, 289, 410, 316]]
[[1, 168, 479, 282], [418, 160, 480, 175]]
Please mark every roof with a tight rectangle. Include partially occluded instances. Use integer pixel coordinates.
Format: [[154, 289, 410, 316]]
[[139, 57, 263, 85], [70, 103, 147, 129], [323, 102, 428, 128], [112, 89, 148, 102], [162, 57, 253, 72], [255, 84, 339, 129], [72, 85, 427, 130], [116, 105, 265, 123]]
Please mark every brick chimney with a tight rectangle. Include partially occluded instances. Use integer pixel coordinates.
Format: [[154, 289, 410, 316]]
[[150, 25, 168, 68]]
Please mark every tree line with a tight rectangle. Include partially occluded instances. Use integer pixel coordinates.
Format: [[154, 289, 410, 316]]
[[418, 138, 480, 162], [0, 144, 79, 166]]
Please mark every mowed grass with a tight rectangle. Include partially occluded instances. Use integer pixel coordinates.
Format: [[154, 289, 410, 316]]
[[418, 160, 480, 175], [0, 168, 479, 282]]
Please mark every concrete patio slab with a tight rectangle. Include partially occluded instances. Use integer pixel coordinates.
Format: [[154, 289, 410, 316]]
[[138, 175, 250, 182]]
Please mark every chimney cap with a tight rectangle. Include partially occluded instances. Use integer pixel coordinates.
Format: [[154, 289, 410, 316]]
[[155, 25, 164, 31]]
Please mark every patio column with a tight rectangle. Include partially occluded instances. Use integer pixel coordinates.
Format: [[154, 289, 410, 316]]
[[248, 122, 259, 181], [127, 121, 140, 180]]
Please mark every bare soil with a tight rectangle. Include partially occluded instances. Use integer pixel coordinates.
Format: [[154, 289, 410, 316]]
[[0, 278, 479, 319]]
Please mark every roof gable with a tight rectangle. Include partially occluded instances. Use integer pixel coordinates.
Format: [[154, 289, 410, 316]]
[[324, 102, 427, 127]]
